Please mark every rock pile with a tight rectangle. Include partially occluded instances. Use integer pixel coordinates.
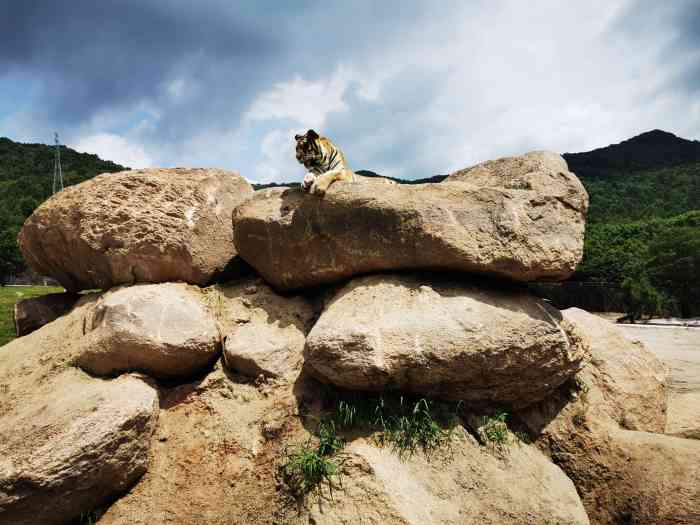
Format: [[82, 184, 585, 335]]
[[2, 152, 697, 524]]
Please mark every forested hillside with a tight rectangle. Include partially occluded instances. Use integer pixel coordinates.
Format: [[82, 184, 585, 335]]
[[0, 138, 126, 281], [1, 131, 698, 316], [563, 130, 700, 317]]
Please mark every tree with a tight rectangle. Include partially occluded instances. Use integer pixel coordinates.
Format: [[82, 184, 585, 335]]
[[646, 227, 700, 317], [0, 223, 23, 285], [620, 273, 666, 322]]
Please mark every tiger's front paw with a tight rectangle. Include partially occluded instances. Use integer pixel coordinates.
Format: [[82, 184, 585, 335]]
[[310, 175, 332, 196], [302, 173, 316, 192]]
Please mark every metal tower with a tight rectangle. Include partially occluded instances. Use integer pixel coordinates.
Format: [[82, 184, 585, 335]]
[[52, 132, 64, 194]]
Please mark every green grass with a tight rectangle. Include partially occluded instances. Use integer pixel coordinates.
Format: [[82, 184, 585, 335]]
[[0, 285, 64, 347], [281, 391, 461, 499], [327, 390, 461, 458], [482, 411, 509, 446], [281, 441, 341, 499]]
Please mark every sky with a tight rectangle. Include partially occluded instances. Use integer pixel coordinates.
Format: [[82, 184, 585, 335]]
[[1, 0, 699, 182]]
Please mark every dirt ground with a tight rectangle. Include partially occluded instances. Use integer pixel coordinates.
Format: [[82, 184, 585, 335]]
[[617, 324, 700, 390], [616, 323, 700, 438]]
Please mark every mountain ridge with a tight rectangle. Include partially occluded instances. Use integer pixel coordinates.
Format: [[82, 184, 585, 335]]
[[563, 129, 700, 178], [1, 131, 698, 317]]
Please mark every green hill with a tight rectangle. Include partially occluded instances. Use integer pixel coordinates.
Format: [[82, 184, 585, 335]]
[[560, 131, 700, 317], [0, 138, 126, 281], [1, 131, 698, 316], [564, 129, 700, 179]]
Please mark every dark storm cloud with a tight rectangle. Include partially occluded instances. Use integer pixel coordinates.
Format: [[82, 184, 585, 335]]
[[4, 1, 697, 177], [0, 0, 429, 136], [0, 1, 286, 125]]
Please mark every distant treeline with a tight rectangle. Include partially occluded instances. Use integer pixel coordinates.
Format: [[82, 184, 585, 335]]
[[0, 138, 125, 282], [1, 132, 699, 317]]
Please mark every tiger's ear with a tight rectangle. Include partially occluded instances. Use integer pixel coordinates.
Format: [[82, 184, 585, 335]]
[[294, 133, 303, 141], [307, 129, 319, 140]]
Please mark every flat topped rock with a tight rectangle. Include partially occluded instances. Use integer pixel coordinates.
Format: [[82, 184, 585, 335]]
[[305, 273, 588, 408], [18, 168, 253, 292], [233, 151, 588, 291]]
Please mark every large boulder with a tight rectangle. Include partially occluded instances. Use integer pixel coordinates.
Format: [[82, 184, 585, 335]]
[[18, 168, 253, 292], [446, 150, 587, 200], [520, 309, 700, 524], [307, 435, 589, 525], [305, 274, 587, 408], [76, 283, 222, 380], [209, 278, 315, 381], [13, 291, 79, 337], [233, 151, 587, 291], [560, 308, 668, 432], [0, 299, 159, 525]]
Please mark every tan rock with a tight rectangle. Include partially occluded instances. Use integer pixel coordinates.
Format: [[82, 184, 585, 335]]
[[305, 274, 587, 408], [615, 324, 700, 439], [447, 150, 588, 213], [519, 309, 700, 524], [76, 283, 222, 380], [98, 364, 589, 525], [307, 434, 589, 525], [667, 391, 700, 439], [233, 152, 587, 291], [561, 308, 668, 432], [18, 168, 253, 291], [211, 278, 315, 380], [13, 291, 78, 337], [0, 300, 159, 525], [96, 363, 307, 525]]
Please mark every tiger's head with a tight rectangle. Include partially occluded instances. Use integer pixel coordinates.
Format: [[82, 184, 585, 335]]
[[294, 129, 322, 166]]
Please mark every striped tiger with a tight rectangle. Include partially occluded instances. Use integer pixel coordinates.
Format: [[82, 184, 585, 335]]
[[294, 129, 356, 196]]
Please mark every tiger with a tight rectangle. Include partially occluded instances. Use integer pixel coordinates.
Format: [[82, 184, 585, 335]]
[[294, 129, 356, 196]]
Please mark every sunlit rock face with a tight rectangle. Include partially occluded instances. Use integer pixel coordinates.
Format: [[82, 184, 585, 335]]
[[19, 168, 253, 291]]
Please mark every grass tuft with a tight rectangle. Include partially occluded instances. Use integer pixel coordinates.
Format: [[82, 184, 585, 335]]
[[281, 441, 341, 499], [327, 390, 461, 457], [482, 411, 509, 445], [281, 390, 461, 499]]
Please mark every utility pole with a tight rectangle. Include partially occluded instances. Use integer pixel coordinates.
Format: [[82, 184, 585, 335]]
[[52, 132, 64, 194]]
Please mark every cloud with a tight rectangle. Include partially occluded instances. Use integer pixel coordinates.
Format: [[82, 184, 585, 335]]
[[246, 68, 352, 129], [1, 0, 699, 182], [253, 129, 297, 183], [74, 133, 153, 168]]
